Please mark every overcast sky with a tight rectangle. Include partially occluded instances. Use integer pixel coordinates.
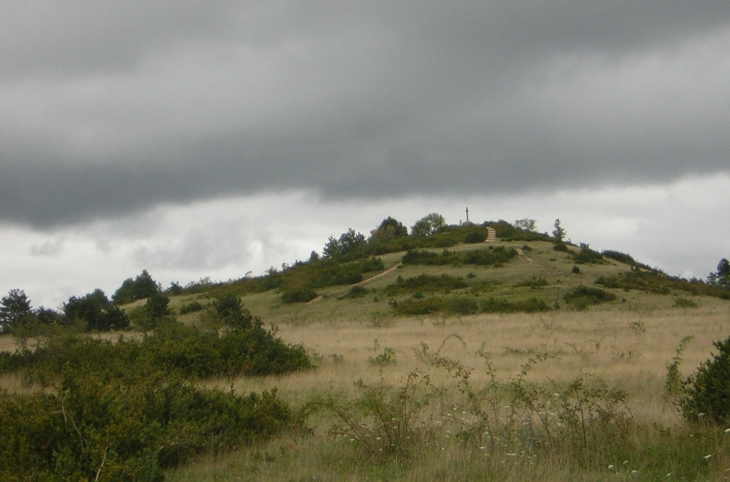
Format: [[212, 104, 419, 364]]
[[2, 1, 729, 309]]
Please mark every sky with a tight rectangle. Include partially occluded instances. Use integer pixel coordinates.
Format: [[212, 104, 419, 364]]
[[2, 1, 729, 309]]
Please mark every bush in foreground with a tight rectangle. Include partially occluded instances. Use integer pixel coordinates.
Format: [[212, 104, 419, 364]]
[[680, 334, 730, 424]]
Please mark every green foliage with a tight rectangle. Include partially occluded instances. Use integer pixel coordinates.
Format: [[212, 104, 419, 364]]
[[339, 286, 368, 299], [385, 274, 468, 296], [2, 322, 311, 383], [402, 246, 517, 267], [674, 297, 698, 308], [443, 296, 479, 315], [602, 250, 636, 265], [0, 289, 32, 329], [514, 276, 549, 288], [572, 243, 605, 264], [596, 270, 730, 299], [513, 218, 536, 232], [112, 269, 160, 305], [463, 228, 487, 244], [402, 248, 454, 266], [553, 241, 569, 252], [314, 371, 429, 461], [411, 213, 446, 237], [323, 228, 367, 261], [63, 289, 130, 331], [390, 297, 443, 315], [212, 294, 257, 329], [572, 265, 581, 274], [461, 246, 518, 266], [370, 216, 408, 240], [491, 220, 549, 241], [680, 334, 730, 424], [552, 218, 566, 242], [368, 342, 397, 366], [145, 293, 171, 320], [0, 370, 292, 481], [480, 297, 550, 313], [392, 295, 550, 316], [665, 336, 694, 397], [563, 286, 617, 310], [281, 287, 318, 304], [179, 301, 203, 314], [709, 258, 730, 287]]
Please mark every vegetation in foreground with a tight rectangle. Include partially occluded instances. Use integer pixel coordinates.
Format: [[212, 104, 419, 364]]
[[1, 214, 729, 480]]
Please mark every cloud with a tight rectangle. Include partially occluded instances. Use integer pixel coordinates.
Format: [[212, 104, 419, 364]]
[[2, 2, 730, 228]]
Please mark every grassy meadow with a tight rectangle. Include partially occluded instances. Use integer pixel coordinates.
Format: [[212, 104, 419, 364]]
[[164, 241, 729, 481], [2, 238, 730, 480]]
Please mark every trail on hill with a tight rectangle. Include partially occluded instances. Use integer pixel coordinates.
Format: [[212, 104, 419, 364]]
[[306, 262, 403, 304], [516, 248, 565, 277]]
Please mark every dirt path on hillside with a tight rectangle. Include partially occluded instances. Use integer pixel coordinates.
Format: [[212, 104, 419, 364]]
[[306, 262, 402, 304], [516, 248, 565, 277]]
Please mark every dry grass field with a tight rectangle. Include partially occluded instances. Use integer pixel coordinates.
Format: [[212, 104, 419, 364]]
[[3, 238, 729, 480], [165, 303, 730, 481]]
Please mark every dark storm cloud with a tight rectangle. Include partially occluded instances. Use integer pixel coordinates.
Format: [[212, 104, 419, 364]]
[[3, 1, 730, 227]]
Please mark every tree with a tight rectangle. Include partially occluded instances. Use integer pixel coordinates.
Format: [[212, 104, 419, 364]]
[[64, 289, 130, 331], [713, 258, 730, 287], [323, 229, 367, 260], [514, 218, 537, 232], [213, 294, 257, 330], [371, 217, 408, 240], [0, 289, 32, 328], [411, 213, 446, 237], [112, 269, 160, 304], [552, 218, 566, 242]]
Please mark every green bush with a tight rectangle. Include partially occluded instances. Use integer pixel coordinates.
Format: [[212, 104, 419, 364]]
[[572, 244, 605, 264], [179, 301, 203, 314], [443, 296, 479, 315], [563, 286, 617, 310], [339, 285, 368, 299], [0, 370, 293, 481], [391, 297, 443, 315], [281, 287, 318, 304], [385, 274, 468, 296], [602, 250, 636, 265], [680, 334, 730, 424], [479, 297, 550, 313], [463, 229, 487, 244]]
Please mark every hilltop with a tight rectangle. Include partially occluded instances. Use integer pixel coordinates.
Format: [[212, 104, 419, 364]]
[[156, 216, 729, 327]]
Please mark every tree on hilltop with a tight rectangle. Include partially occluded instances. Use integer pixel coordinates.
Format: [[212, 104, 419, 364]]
[[0, 289, 32, 329], [411, 213, 446, 237], [112, 269, 160, 304]]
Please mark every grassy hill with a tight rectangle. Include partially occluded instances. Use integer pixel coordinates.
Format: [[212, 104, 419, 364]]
[[2, 222, 730, 481], [165, 236, 721, 327]]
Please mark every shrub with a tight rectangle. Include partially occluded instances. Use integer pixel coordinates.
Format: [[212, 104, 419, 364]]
[[563, 286, 617, 310], [674, 297, 698, 308], [479, 297, 550, 314], [0, 370, 293, 481], [281, 287, 318, 304], [339, 286, 368, 299], [461, 246, 517, 266], [680, 334, 730, 424], [391, 297, 443, 315], [514, 276, 549, 288], [179, 301, 203, 314], [463, 229, 487, 244], [443, 296, 479, 315], [602, 250, 636, 265], [385, 274, 468, 296], [572, 244, 605, 264]]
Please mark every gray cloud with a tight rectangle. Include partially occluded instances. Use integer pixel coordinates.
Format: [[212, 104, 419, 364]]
[[3, 1, 730, 227]]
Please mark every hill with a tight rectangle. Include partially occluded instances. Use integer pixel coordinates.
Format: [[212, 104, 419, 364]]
[[2, 217, 730, 481]]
